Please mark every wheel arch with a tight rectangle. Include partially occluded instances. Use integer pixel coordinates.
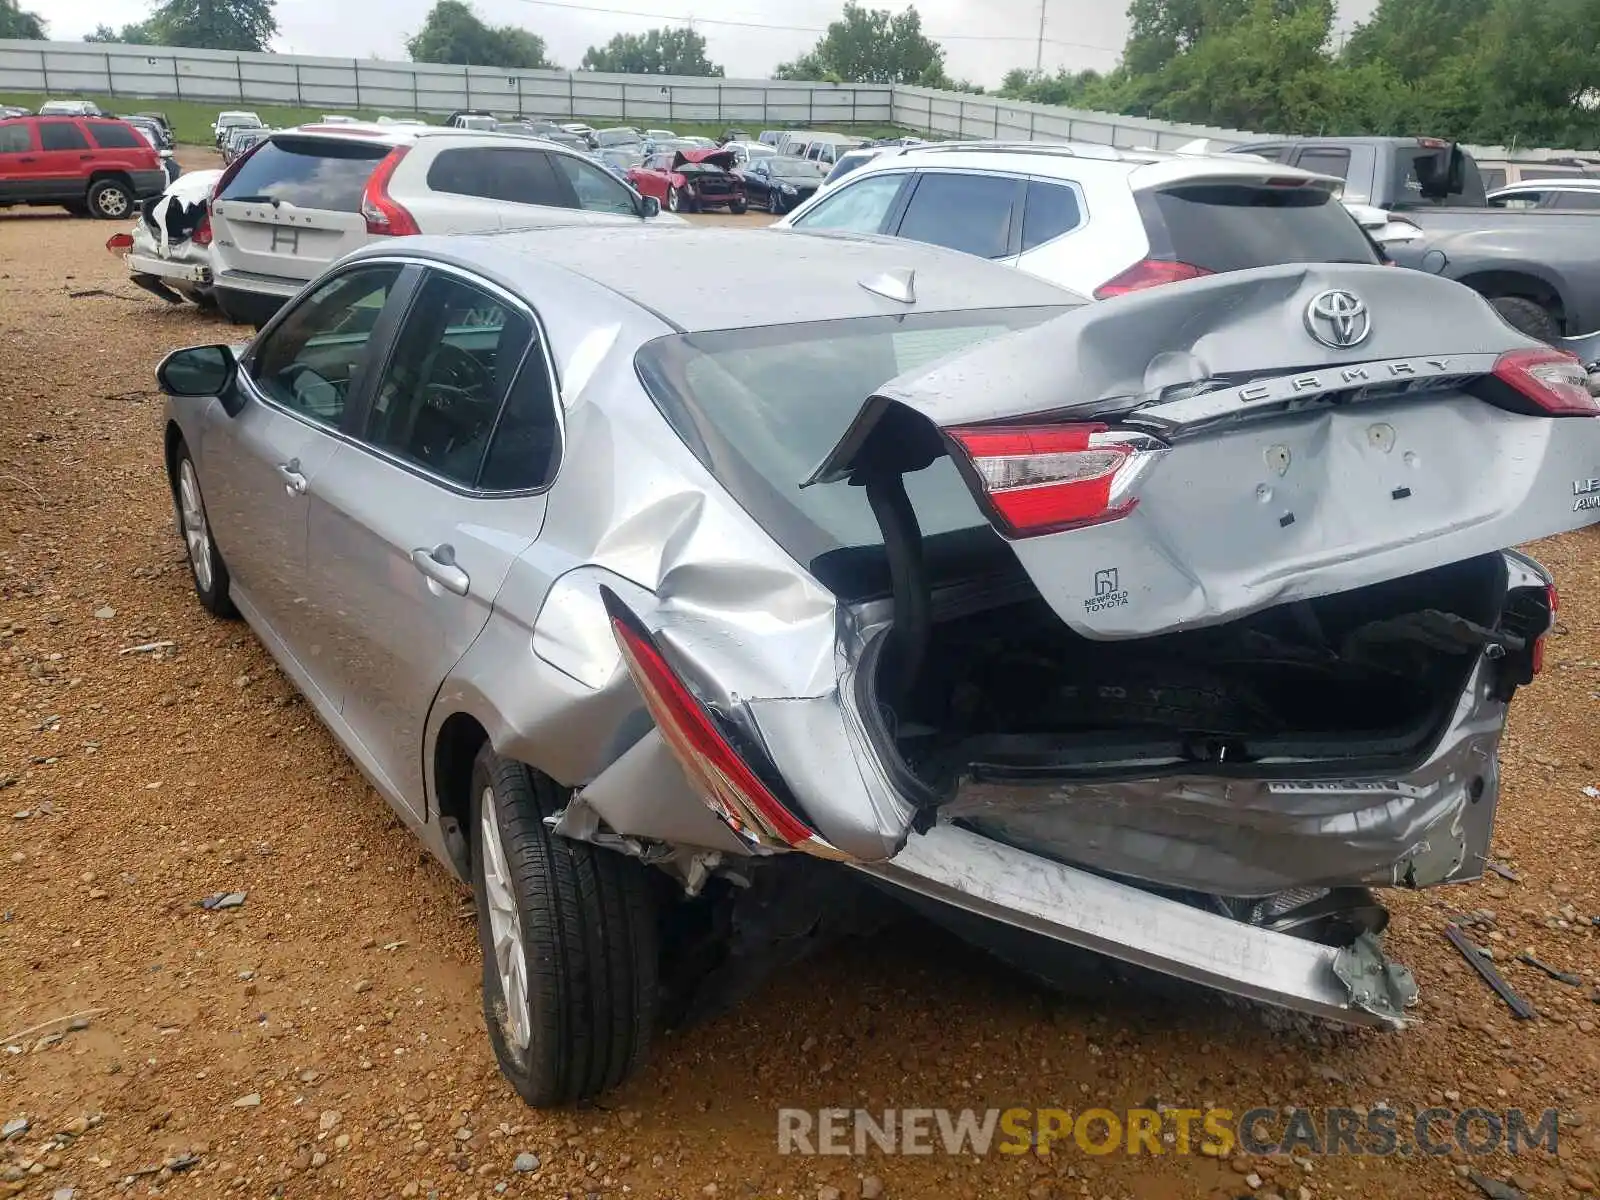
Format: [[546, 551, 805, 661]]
[[1453, 268, 1568, 331], [432, 709, 491, 878]]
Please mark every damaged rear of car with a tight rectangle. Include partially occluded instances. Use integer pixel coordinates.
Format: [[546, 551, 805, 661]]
[[108, 168, 220, 307], [606, 259, 1596, 1030]]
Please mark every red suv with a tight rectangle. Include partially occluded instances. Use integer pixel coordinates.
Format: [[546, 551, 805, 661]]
[[0, 116, 167, 219]]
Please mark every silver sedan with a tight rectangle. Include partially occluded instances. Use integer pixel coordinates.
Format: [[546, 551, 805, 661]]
[[157, 225, 1599, 1104]]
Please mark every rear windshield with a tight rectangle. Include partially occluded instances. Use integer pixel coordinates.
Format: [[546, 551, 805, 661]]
[[1136, 184, 1379, 274], [219, 137, 389, 212], [635, 306, 1073, 592]]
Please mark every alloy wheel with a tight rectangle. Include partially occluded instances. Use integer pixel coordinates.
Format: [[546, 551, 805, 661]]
[[479, 783, 532, 1055], [96, 187, 130, 218], [177, 459, 213, 594]]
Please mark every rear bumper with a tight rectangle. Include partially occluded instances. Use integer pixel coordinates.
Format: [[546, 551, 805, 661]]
[[855, 822, 1417, 1027], [127, 249, 210, 285], [213, 277, 297, 327]]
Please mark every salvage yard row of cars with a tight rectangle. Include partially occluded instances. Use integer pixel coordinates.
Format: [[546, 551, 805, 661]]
[[7, 98, 1600, 1107]]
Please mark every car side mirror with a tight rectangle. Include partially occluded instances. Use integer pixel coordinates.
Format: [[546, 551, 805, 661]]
[[639, 195, 661, 219], [158, 345, 237, 400]]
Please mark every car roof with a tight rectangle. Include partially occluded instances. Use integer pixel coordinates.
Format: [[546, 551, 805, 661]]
[[843, 141, 1332, 188], [353, 226, 1078, 333]]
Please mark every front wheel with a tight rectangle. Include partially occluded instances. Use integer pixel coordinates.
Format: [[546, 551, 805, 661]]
[[470, 746, 659, 1107], [666, 186, 683, 213], [87, 178, 133, 220], [172, 444, 236, 617], [768, 191, 784, 216]]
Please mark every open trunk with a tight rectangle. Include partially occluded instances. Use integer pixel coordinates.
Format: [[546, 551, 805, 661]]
[[877, 554, 1519, 788]]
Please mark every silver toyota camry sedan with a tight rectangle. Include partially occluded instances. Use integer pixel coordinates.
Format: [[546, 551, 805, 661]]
[[157, 224, 1600, 1105]]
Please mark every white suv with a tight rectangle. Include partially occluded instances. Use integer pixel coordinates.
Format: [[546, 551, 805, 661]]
[[776, 141, 1371, 299], [209, 123, 674, 327]]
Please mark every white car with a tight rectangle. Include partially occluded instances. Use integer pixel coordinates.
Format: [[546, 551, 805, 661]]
[[207, 123, 680, 327], [1488, 178, 1600, 210], [108, 168, 222, 306], [776, 141, 1362, 300], [213, 110, 262, 144]]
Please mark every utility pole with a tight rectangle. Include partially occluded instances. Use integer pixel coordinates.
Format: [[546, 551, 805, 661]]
[[1035, 0, 1046, 72]]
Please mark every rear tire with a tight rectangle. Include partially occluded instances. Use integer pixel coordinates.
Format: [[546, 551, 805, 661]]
[[87, 178, 133, 220], [1489, 295, 1561, 344], [730, 199, 748, 215], [469, 746, 659, 1107]]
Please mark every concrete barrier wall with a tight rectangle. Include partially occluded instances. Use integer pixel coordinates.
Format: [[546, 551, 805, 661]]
[[0, 39, 894, 127]]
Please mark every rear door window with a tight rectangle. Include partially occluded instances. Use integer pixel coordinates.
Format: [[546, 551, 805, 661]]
[[1136, 184, 1379, 274], [86, 121, 144, 150], [426, 146, 567, 207], [362, 273, 535, 488], [894, 172, 1022, 260], [219, 137, 389, 212], [1020, 179, 1083, 251], [0, 123, 32, 154], [39, 121, 88, 151], [1295, 148, 1351, 181]]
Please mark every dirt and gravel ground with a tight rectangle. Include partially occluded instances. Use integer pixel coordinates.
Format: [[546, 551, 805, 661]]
[[2, 152, 1600, 1200]]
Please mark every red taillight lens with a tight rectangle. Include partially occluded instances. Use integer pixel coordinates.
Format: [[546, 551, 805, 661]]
[[190, 210, 213, 247], [945, 423, 1169, 538], [361, 146, 420, 236], [105, 232, 133, 256], [1094, 258, 1213, 300], [1532, 583, 1559, 675], [606, 601, 824, 854], [1491, 347, 1599, 416]]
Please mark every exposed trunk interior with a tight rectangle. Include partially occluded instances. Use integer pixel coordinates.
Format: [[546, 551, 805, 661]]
[[864, 553, 1522, 798]]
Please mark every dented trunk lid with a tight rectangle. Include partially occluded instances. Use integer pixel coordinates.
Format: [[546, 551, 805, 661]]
[[807, 263, 1600, 639]]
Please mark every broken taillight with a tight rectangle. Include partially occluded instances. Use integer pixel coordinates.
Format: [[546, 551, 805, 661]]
[[105, 232, 133, 256], [190, 210, 213, 247], [1532, 583, 1559, 675], [1094, 257, 1213, 299], [1491, 347, 1599, 416], [945, 423, 1169, 538], [603, 592, 836, 856]]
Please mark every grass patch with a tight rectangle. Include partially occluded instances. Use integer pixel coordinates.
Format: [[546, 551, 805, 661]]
[[0, 93, 908, 147]]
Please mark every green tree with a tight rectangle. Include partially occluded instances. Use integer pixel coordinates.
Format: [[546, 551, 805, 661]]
[[0, 0, 46, 38], [774, 3, 949, 86], [407, 0, 558, 70], [1343, 0, 1493, 83], [141, 0, 277, 51], [84, 21, 156, 43], [581, 27, 722, 76]]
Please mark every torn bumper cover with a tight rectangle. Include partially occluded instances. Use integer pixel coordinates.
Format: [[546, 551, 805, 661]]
[[856, 822, 1419, 1027]]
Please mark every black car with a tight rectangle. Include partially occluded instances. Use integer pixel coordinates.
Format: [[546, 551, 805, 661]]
[[734, 155, 828, 214]]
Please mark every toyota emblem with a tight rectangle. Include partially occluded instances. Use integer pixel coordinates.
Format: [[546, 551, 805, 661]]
[[1304, 289, 1372, 349]]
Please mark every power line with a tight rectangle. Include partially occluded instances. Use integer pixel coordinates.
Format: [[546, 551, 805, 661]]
[[501, 0, 1123, 53]]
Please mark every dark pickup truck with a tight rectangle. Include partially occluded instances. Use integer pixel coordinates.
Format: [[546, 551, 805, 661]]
[[1227, 135, 1600, 340]]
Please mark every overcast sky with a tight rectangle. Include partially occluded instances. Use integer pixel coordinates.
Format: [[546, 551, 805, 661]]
[[30, 0, 1381, 88]]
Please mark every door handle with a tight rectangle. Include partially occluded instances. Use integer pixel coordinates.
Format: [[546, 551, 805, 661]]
[[79, 153, 94, 160], [18, 156, 35, 163], [410, 544, 470, 596], [276, 460, 307, 496]]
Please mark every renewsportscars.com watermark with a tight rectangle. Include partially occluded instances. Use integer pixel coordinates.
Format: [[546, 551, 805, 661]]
[[777, 1107, 1561, 1158]]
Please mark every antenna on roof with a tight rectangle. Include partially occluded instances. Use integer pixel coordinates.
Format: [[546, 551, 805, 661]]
[[860, 269, 917, 304]]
